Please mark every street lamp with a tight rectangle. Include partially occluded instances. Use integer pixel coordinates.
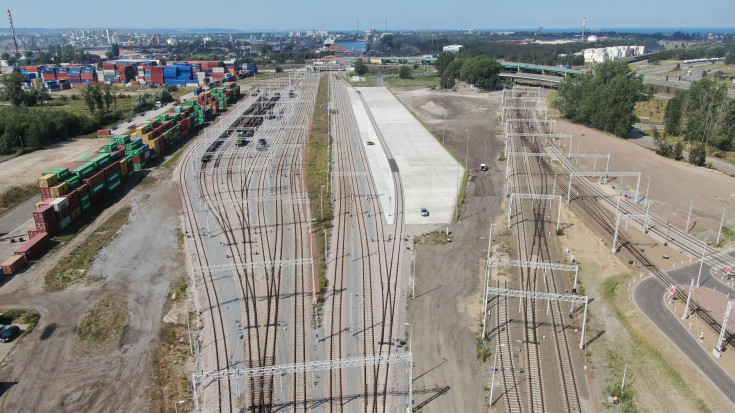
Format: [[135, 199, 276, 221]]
[[175, 400, 185, 413], [464, 129, 469, 172], [320, 184, 326, 220], [405, 322, 412, 350], [405, 322, 413, 412]]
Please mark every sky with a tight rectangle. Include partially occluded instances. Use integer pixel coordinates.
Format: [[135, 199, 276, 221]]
[[5, 0, 735, 32]]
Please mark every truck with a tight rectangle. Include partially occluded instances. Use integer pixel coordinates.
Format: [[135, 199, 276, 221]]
[[155, 101, 162, 109], [480, 163, 488, 172]]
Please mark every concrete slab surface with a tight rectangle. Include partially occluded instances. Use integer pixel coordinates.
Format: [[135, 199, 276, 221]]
[[346, 88, 396, 225], [355, 87, 461, 225]]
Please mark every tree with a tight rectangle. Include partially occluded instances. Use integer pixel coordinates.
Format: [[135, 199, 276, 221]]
[[398, 65, 412, 79], [440, 72, 455, 89], [80, 85, 96, 113], [688, 142, 707, 166], [354, 58, 368, 76], [554, 61, 647, 138], [0, 72, 28, 107], [664, 92, 684, 136], [103, 86, 114, 113], [105, 43, 120, 59], [683, 79, 727, 144], [458, 56, 502, 89], [725, 52, 735, 65], [435, 52, 455, 76]]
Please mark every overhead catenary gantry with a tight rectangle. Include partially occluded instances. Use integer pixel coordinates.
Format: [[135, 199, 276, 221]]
[[508, 193, 563, 231], [567, 171, 641, 203], [485, 287, 589, 349], [191, 353, 413, 413]]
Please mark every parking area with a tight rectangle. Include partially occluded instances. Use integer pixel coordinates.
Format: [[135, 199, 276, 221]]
[[355, 87, 461, 224]]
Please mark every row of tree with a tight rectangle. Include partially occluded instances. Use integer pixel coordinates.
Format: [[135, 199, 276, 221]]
[[435, 52, 502, 89], [649, 39, 735, 64], [554, 61, 649, 137], [663, 79, 735, 165]]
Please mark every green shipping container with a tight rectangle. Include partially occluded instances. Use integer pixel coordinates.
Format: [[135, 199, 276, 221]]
[[43, 168, 70, 180], [125, 141, 142, 152], [80, 193, 91, 204], [113, 135, 131, 145], [75, 153, 96, 162], [107, 176, 122, 192], [106, 170, 122, 184], [92, 154, 111, 169], [64, 175, 81, 189], [72, 162, 97, 179], [103, 142, 118, 153], [80, 201, 92, 212], [89, 180, 107, 196]]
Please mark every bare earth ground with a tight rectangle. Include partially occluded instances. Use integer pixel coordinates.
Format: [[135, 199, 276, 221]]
[[0, 168, 185, 412], [395, 86, 735, 412], [558, 120, 735, 233], [0, 137, 109, 192], [395, 87, 504, 413]]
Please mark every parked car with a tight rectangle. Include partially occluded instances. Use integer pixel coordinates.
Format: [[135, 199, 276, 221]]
[[366, 141, 375, 145], [0, 324, 5, 334], [420, 207, 429, 217], [0, 325, 20, 342]]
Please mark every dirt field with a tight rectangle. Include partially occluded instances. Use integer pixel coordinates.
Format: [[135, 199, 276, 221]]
[[0, 168, 185, 412], [0, 138, 109, 191], [395, 87, 504, 412], [394, 85, 735, 413], [558, 120, 735, 234]]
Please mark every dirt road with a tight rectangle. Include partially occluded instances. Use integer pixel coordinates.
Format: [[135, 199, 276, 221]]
[[0, 138, 109, 191], [0, 172, 184, 412], [395, 87, 504, 413]]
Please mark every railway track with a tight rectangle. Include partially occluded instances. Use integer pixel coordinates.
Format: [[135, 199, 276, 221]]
[[496, 89, 584, 413], [181, 73, 319, 411]]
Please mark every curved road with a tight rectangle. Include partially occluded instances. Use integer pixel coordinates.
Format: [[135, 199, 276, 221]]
[[635, 276, 735, 406]]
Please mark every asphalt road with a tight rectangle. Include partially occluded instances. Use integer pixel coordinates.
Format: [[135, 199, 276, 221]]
[[635, 254, 735, 407]]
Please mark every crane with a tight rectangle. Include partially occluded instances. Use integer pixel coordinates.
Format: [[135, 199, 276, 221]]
[[147, 33, 160, 46], [7, 9, 20, 56]]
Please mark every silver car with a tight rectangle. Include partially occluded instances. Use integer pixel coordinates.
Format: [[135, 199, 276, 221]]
[[420, 208, 429, 217]]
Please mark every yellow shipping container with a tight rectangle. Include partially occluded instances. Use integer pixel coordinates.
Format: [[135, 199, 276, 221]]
[[38, 173, 58, 188], [119, 159, 128, 176], [70, 207, 82, 221], [49, 181, 69, 197], [142, 132, 154, 142]]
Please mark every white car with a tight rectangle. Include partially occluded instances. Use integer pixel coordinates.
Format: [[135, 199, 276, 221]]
[[420, 208, 429, 217]]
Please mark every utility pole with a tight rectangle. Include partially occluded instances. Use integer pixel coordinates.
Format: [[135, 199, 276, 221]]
[[685, 201, 693, 233], [717, 208, 726, 246]]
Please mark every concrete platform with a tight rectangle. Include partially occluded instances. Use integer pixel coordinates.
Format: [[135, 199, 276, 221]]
[[346, 88, 396, 225], [355, 87, 461, 224]]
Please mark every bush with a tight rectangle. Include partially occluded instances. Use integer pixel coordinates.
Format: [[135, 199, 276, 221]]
[[399, 65, 412, 79]]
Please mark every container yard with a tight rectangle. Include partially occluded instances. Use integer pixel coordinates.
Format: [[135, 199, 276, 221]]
[[5, 61, 256, 90], [0, 81, 244, 276]]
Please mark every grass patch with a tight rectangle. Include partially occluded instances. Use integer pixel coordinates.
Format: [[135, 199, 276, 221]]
[[0, 309, 40, 334], [147, 276, 193, 412], [348, 76, 377, 87], [44, 205, 132, 291], [76, 295, 130, 350], [384, 75, 440, 88], [601, 273, 713, 413], [306, 74, 332, 305], [0, 183, 38, 216], [415, 230, 454, 245], [635, 99, 667, 125]]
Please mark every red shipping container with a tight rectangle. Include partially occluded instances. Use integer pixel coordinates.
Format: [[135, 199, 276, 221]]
[[97, 129, 111, 136], [83, 170, 106, 189], [35, 219, 58, 236], [14, 232, 50, 261], [133, 156, 142, 163], [63, 189, 81, 211], [33, 204, 55, 221], [113, 148, 125, 159], [27, 229, 40, 239], [55, 206, 71, 222], [103, 161, 121, 178], [91, 189, 107, 205], [1, 254, 27, 275], [65, 161, 87, 171], [40, 187, 51, 200], [77, 182, 90, 197]]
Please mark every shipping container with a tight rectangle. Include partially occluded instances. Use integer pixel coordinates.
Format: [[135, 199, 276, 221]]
[[59, 216, 72, 230], [40, 187, 51, 200], [14, 232, 50, 261], [72, 162, 97, 179], [49, 197, 69, 213], [38, 174, 59, 188], [83, 170, 107, 196], [1, 254, 27, 275], [43, 168, 70, 180]]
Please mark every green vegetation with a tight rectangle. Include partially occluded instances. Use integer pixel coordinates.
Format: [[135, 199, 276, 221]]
[[662, 78, 735, 166], [1, 72, 50, 107], [348, 77, 376, 87], [0, 183, 39, 215], [415, 230, 454, 245], [649, 38, 735, 64], [435, 53, 502, 89], [354, 58, 368, 76], [601, 274, 713, 413], [554, 61, 648, 137], [384, 75, 439, 88], [306, 75, 332, 304], [398, 65, 413, 79], [0, 309, 40, 334], [77, 295, 130, 350], [44, 205, 132, 291]]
